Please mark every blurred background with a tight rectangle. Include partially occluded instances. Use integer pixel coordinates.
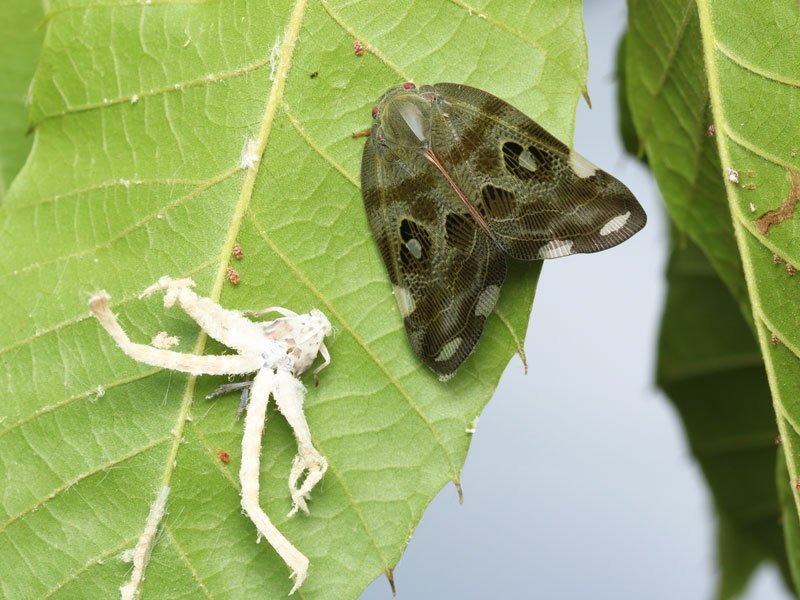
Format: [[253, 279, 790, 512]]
[[362, 1, 791, 598]]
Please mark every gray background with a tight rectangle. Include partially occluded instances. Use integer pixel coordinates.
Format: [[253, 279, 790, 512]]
[[362, 1, 791, 599]]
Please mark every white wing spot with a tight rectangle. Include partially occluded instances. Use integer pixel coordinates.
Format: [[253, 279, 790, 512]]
[[436, 338, 462, 362], [406, 238, 422, 258], [392, 285, 416, 318], [538, 240, 574, 259], [569, 151, 598, 178], [518, 149, 539, 172], [599, 211, 631, 236], [475, 285, 501, 317]]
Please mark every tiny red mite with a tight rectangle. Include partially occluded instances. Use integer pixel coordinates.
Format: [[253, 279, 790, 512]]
[[218, 449, 230, 464], [371, 106, 379, 119], [227, 267, 240, 285], [233, 242, 243, 260], [402, 82, 416, 90], [353, 40, 365, 56]]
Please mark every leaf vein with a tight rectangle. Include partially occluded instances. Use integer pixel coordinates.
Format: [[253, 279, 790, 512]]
[[0, 257, 218, 357], [41, 535, 138, 599], [318, 0, 412, 82], [33, 56, 272, 126], [0, 435, 170, 534], [163, 528, 215, 600], [8, 167, 240, 277], [716, 39, 800, 88], [281, 102, 360, 188]]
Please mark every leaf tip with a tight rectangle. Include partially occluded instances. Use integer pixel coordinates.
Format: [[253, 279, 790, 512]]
[[581, 86, 592, 109], [453, 479, 464, 504], [384, 568, 397, 596]]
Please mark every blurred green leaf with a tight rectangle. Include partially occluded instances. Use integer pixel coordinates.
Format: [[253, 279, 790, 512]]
[[657, 236, 790, 600], [0, 1, 588, 597], [626, 0, 749, 317], [0, 0, 44, 200], [779, 451, 800, 594], [615, 32, 641, 160]]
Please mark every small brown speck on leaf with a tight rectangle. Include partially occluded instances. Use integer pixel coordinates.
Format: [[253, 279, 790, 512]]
[[755, 170, 800, 235], [233, 242, 243, 260], [774, 254, 781, 264], [218, 449, 230, 464], [772, 333, 779, 346], [707, 124, 716, 136], [227, 267, 240, 285], [353, 39, 365, 56], [776, 436, 783, 445], [788, 264, 795, 277]]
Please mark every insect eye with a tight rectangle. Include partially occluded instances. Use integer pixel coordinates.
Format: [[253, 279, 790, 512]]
[[402, 82, 416, 90], [371, 106, 380, 119]]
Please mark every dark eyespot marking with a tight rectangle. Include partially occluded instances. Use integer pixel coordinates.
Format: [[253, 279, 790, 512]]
[[480, 185, 515, 219], [502, 141, 548, 180], [445, 212, 474, 251], [399, 218, 431, 267]]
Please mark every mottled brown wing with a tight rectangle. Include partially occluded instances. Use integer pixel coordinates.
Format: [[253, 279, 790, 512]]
[[430, 83, 646, 260], [361, 134, 506, 379]]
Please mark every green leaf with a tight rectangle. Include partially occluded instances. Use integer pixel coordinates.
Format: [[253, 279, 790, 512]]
[[657, 235, 791, 599], [0, 0, 44, 200], [628, 0, 800, 594], [0, 1, 588, 598], [615, 33, 641, 160], [626, 0, 750, 318]]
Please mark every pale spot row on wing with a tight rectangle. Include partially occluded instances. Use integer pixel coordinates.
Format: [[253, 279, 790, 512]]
[[436, 337, 462, 362], [568, 150, 598, 179], [475, 285, 501, 318], [392, 285, 417, 318], [537, 239, 574, 259], [599, 211, 632, 236]]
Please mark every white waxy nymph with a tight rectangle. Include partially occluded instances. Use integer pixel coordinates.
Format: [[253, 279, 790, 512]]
[[89, 276, 332, 594]]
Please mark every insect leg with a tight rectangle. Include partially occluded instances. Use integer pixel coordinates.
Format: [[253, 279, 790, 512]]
[[312, 343, 331, 387], [89, 292, 262, 375], [239, 368, 309, 592], [140, 276, 269, 355], [272, 369, 328, 517]]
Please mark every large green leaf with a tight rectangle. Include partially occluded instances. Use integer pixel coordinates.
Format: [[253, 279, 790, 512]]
[[0, 0, 43, 200], [627, 0, 800, 594], [0, 1, 588, 598], [657, 235, 790, 599], [693, 1, 800, 589]]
